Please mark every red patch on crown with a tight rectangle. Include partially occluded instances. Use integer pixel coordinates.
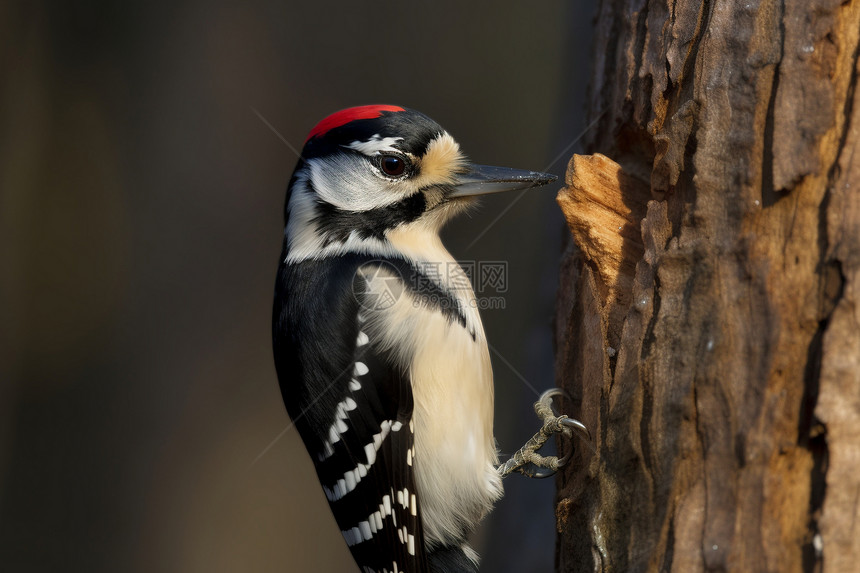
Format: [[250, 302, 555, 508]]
[[304, 105, 405, 143]]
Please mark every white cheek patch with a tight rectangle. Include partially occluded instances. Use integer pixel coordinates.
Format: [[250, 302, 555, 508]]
[[308, 155, 403, 212], [345, 133, 404, 156], [285, 176, 400, 262]]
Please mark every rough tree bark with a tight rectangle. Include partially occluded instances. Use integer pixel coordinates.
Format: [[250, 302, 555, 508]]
[[553, 1, 860, 571]]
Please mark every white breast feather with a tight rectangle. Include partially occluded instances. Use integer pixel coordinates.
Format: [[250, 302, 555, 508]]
[[358, 238, 502, 548]]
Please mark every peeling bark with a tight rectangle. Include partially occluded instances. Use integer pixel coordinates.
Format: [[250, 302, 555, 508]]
[[554, 1, 860, 571]]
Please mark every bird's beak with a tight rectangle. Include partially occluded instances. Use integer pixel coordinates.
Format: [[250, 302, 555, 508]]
[[447, 164, 558, 198]]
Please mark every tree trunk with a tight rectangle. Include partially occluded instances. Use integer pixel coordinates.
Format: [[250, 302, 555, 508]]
[[553, 1, 860, 571]]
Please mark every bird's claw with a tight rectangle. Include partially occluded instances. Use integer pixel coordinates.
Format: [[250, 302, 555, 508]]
[[498, 389, 592, 479]]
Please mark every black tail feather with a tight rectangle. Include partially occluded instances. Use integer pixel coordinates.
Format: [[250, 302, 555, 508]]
[[429, 545, 479, 573]]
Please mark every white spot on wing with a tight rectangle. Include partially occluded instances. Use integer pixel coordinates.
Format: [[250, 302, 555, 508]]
[[354, 362, 369, 376], [364, 443, 376, 465], [344, 470, 356, 492], [321, 393, 366, 460], [359, 520, 372, 541], [372, 421, 392, 450]]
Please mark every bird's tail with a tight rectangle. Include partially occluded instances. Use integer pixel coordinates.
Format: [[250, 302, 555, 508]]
[[429, 543, 479, 573]]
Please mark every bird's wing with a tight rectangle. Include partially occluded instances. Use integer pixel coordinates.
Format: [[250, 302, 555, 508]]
[[274, 256, 429, 573], [316, 335, 429, 573]]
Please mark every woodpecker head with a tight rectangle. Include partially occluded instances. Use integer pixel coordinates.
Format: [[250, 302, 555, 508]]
[[283, 105, 556, 262]]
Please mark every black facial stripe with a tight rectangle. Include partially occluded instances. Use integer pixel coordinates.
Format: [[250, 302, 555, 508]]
[[311, 185, 428, 246], [404, 275, 470, 332], [367, 258, 470, 331]]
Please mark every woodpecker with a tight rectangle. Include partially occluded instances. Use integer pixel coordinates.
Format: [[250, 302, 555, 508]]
[[273, 105, 557, 573]]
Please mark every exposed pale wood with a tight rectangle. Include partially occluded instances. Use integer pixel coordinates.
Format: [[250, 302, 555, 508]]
[[557, 153, 648, 347], [815, 42, 860, 570], [554, 1, 860, 571]]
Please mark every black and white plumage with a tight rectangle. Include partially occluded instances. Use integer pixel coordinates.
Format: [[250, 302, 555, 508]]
[[272, 106, 556, 572]]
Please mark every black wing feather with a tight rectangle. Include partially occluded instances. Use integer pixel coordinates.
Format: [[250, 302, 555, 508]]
[[274, 254, 429, 573]]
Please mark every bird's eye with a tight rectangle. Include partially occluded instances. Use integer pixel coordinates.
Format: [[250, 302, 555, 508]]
[[379, 155, 407, 177]]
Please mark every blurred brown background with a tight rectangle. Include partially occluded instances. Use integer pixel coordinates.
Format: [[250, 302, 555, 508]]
[[0, 2, 595, 571]]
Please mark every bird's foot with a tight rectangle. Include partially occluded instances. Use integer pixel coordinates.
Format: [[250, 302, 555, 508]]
[[497, 389, 591, 479]]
